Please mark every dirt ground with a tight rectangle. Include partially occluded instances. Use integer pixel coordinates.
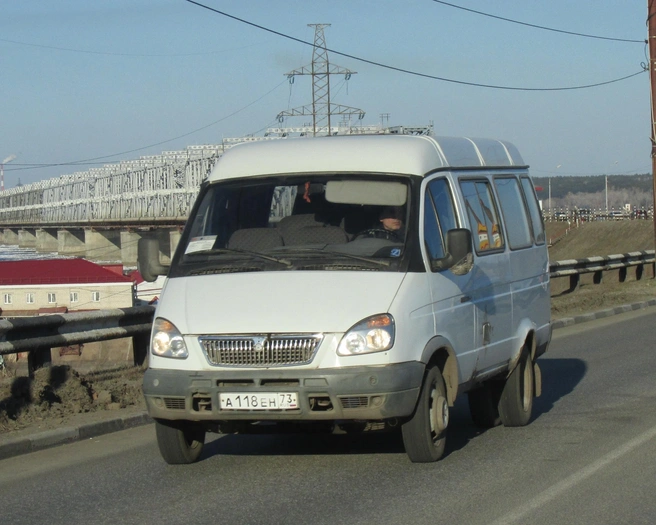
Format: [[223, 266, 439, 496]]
[[0, 364, 147, 435], [1, 220, 655, 436]]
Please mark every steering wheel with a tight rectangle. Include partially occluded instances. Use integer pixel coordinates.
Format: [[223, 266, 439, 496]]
[[354, 228, 399, 241]]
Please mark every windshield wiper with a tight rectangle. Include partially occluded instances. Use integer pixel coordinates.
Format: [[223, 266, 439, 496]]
[[185, 248, 292, 267], [278, 248, 390, 267]]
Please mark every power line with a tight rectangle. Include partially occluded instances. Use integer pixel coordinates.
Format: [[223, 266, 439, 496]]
[[0, 37, 267, 57], [6, 79, 288, 173], [430, 0, 645, 44], [183, 0, 647, 91]]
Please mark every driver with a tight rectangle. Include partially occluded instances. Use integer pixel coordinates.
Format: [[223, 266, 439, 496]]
[[359, 206, 405, 242]]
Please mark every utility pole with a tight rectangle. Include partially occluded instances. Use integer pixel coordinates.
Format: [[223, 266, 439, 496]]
[[648, 0, 656, 247], [548, 177, 551, 213], [277, 24, 364, 136], [1, 155, 16, 192]]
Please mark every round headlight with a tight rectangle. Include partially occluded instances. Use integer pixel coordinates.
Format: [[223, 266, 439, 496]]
[[152, 331, 172, 356], [343, 333, 367, 354], [170, 336, 187, 357], [367, 328, 392, 350]]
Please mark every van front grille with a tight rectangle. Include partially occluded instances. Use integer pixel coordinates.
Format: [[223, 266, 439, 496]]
[[163, 397, 186, 410], [199, 334, 322, 367], [340, 396, 370, 409]]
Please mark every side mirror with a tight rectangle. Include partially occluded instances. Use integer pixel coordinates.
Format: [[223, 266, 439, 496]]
[[436, 228, 473, 275], [138, 238, 169, 282]]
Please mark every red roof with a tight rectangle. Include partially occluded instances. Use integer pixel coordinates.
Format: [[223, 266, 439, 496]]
[[126, 270, 145, 285], [100, 264, 125, 276], [0, 259, 133, 286]]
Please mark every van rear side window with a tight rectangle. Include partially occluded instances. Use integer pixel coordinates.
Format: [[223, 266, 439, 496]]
[[494, 177, 532, 250], [460, 180, 504, 253], [520, 177, 546, 245]]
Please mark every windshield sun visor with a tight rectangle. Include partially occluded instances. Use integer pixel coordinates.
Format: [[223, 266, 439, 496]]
[[325, 180, 407, 206]]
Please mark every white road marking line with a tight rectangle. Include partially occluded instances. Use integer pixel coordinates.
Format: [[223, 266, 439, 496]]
[[489, 424, 656, 525]]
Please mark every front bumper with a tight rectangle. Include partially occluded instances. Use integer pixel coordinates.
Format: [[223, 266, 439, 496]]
[[143, 362, 424, 422]]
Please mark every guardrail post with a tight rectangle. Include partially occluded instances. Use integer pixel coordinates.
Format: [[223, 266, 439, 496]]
[[568, 274, 580, 292], [133, 333, 149, 367], [593, 270, 603, 285], [636, 264, 644, 281], [27, 348, 51, 379], [619, 266, 627, 283]]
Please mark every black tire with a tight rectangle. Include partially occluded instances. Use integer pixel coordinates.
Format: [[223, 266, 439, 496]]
[[155, 420, 206, 465], [499, 346, 534, 427], [468, 381, 503, 428], [401, 366, 449, 463]]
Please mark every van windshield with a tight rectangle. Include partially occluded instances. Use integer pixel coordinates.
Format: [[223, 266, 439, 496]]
[[174, 175, 411, 275]]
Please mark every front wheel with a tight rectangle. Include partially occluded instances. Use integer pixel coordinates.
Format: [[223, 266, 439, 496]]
[[155, 420, 206, 464], [499, 346, 534, 427], [401, 366, 449, 463]]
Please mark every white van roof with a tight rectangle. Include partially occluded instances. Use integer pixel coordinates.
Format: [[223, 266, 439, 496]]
[[209, 135, 526, 181]]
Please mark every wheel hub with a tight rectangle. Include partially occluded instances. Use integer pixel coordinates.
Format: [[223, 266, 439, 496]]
[[431, 392, 449, 433]]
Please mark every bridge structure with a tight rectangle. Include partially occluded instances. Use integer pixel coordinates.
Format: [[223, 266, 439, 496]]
[[0, 125, 433, 266], [0, 143, 223, 266]]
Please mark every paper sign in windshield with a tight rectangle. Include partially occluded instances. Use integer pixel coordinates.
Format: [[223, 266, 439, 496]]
[[185, 236, 217, 254]]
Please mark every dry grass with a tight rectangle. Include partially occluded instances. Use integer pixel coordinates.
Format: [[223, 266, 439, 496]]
[[547, 220, 655, 260]]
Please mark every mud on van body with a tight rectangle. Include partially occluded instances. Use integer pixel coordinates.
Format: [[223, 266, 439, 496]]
[[139, 134, 551, 464]]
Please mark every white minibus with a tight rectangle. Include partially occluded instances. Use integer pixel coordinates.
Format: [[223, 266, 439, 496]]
[[139, 134, 551, 464]]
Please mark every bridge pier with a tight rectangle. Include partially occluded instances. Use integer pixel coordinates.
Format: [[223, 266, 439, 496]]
[[3, 225, 183, 267], [36, 228, 59, 252], [2, 228, 19, 245], [85, 229, 122, 262], [18, 229, 37, 248], [120, 231, 142, 267], [170, 230, 181, 259], [58, 229, 86, 257]]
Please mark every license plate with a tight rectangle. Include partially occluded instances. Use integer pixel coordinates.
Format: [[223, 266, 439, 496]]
[[219, 392, 299, 411]]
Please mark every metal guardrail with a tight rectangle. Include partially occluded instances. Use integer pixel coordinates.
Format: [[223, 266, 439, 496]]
[[0, 306, 155, 362], [549, 250, 656, 293], [0, 252, 654, 362], [543, 209, 653, 222]]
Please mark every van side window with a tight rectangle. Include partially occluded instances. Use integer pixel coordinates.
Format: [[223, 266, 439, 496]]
[[424, 193, 445, 261], [460, 180, 504, 253], [520, 177, 546, 245], [428, 179, 458, 234], [494, 177, 532, 249], [423, 179, 458, 267]]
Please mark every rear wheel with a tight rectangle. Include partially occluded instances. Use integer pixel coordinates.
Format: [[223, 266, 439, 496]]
[[401, 366, 449, 463], [155, 420, 206, 464], [499, 346, 534, 427]]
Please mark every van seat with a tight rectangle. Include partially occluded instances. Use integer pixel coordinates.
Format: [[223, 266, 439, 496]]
[[227, 228, 284, 251], [277, 214, 323, 237], [283, 225, 348, 246]]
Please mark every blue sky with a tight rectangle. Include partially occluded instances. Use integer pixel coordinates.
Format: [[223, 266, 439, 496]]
[[1, 1, 649, 187]]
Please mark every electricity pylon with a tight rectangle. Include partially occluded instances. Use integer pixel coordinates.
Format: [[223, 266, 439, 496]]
[[276, 24, 365, 136]]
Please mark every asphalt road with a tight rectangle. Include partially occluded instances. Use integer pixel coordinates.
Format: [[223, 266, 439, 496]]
[[2, 309, 656, 525]]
